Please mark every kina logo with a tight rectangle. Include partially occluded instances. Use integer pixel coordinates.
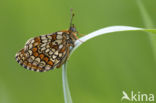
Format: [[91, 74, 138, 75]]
[[121, 91, 154, 102]]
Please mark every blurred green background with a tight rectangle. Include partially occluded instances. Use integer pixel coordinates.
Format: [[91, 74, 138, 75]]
[[0, 0, 156, 103]]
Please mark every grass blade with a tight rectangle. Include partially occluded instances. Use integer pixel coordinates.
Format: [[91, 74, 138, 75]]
[[62, 62, 72, 103], [62, 25, 156, 103], [137, 0, 156, 61]]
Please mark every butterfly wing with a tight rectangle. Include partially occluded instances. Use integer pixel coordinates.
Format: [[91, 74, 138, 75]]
[[15, 31, 70, 72]]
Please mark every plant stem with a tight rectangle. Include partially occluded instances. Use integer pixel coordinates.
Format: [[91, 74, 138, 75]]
[[62, 62, 72, 103]]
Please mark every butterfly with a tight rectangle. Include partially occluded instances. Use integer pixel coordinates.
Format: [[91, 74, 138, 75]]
[[15, 10, 79, 72]]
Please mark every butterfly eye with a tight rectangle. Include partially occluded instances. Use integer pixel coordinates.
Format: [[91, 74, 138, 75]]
[[69, 24, 77, 33]]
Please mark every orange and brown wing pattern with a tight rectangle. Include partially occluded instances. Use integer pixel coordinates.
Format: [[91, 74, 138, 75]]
[[15, 31, 71, 72]]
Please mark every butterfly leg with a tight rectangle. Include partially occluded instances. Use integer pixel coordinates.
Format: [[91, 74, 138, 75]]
[[71, 33, 84, 43]]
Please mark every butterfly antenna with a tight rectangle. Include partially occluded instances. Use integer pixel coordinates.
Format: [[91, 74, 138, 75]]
[[70, 8, 74, 27]]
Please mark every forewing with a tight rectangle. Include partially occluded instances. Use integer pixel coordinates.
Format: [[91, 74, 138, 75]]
[[15, 31, 68, 72]]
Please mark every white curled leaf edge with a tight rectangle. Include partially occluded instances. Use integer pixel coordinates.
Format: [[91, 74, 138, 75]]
[[62, 26, 156, 103]]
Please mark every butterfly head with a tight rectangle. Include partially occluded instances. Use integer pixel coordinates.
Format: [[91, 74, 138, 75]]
[[69, 24, 77, 33]]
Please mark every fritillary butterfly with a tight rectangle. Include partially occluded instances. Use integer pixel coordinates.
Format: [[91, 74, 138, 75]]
[[15, 10, 79, 72]]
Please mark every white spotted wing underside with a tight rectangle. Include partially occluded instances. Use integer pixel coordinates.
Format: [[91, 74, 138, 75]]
[[15, 31, 70, 72]]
